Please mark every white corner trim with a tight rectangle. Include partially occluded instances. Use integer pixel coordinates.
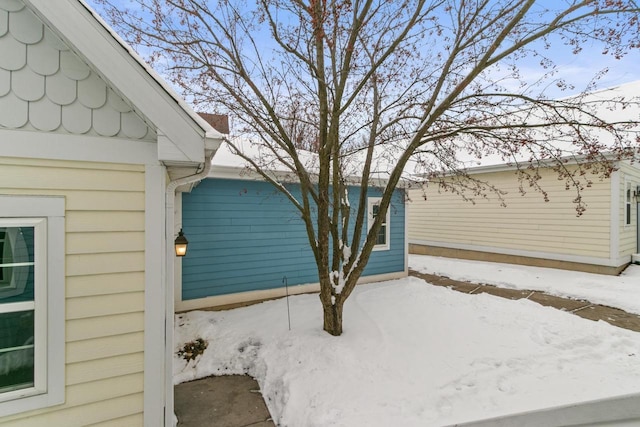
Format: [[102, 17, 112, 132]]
[[409, 238, 624, 268], [143, 164, 166, 426], [1, 129, 158, 165], [174, 193, 183, 308], [175, 270, 408, 312], [404, 191, 409, 275], [610, 170, 621, 262]]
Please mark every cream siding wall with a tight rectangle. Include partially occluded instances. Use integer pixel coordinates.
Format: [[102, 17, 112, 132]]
[[408, 166, 612, 261], [0, 156, 146, 426], [619, 161, 640, 258]]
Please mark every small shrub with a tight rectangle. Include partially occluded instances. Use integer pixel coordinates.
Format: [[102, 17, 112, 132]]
[[177, 338, 208, 362]]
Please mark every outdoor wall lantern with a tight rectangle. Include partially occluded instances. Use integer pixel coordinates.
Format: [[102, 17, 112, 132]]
[[175, 229, 189, 257]]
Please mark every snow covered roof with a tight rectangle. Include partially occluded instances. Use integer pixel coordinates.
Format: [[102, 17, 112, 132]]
[[409, 79, 640, 176], [210, 80, 640, 182]]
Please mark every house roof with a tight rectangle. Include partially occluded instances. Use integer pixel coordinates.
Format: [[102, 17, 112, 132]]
[[208, 138, 404, 188], [423, 79, 640, 175], [23, 0, 223, 164]]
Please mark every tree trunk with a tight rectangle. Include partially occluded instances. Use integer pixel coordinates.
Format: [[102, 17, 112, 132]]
[[322, 302, 343, 336]]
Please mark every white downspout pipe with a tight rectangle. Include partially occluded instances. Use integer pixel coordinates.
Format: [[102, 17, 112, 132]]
[[164, 154, 213, 426]]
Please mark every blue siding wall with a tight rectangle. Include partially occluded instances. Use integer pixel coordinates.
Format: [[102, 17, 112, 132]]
[[181, 178, 405, 300]]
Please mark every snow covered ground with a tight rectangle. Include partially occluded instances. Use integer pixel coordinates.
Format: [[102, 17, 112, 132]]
[[409, 254, 640, 315], [174, 256, 640, 426]]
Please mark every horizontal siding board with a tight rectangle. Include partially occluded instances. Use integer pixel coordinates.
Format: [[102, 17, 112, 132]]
[[408, 165, 612, 259], [67, 231, 145, 254], [89, 413, 144, 427], [66, 332, 144, 364], [65, 373, 144, 408], [66, 272, 145, 298], [66, 211, 145, 232], [0, 188, 145, 211], [0, 394, 143, 427], [66, 252, 145, 276], [184, 256, 315, 273], [66, 292, 144, 320], [66, 353, 144, 386], [0, 164, 144, 191], [182, 178, 405, 300], [66, 312, 145, 341]]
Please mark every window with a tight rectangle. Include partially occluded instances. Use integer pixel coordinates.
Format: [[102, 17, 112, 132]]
[[625, 182, 632, 226], [0, 196, 64, 417], [368, 197, 390, 251]]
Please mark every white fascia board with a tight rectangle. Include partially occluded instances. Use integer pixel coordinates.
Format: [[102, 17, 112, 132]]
[[24, 0, 209, 163], [1, 129, 158, 165], [144, 164, 166, 426]]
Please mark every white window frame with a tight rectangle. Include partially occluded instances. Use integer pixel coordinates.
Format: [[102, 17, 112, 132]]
[[368, 197, 390, 251], [625, 181, 632, 226], [0, 196, 65, 417]]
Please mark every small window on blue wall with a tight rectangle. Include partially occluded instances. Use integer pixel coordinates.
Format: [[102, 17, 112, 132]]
[[368, 197, 390, 251]]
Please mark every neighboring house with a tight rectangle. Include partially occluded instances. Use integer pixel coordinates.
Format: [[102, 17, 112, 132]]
[[174, 143, 408, 311], [407, 80, 640, 275], [0, 1, 223, 426]]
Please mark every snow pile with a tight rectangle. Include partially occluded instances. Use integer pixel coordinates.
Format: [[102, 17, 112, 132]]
[[409, 254, 640, 315], [174, 276, 640, 426]]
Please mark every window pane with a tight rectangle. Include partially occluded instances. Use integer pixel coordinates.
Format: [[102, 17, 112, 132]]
[[0, 227, 35, 303], [377, 225, 386, 245], [0, 230, 6, 284], [0, 310, 35, 393]]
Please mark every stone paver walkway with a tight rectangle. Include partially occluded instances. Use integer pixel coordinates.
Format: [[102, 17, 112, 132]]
[[175, 375, 274, 427], [409, 269, 640, 333]]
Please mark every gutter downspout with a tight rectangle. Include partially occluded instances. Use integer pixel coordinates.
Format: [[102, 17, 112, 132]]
[[164, 154, 213, 426]]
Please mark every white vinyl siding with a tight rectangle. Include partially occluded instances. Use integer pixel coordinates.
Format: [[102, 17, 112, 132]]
[[0, 157, 146, 425], [408, 166, 611, 260]]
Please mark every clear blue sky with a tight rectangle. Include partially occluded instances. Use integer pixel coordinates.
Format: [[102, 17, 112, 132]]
[[85, 0, 638, 98]]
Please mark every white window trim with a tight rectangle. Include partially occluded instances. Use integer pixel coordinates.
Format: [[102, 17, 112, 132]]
[[625, 180, 632, 227], [0, 196, 65, 417], [368, 197, 391, 251]]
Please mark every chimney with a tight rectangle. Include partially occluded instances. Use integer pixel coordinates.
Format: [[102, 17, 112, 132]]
[[198, 113, 229, 134]]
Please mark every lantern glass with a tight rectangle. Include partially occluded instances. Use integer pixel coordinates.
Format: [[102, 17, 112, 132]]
[[174, 230, 188, 257]]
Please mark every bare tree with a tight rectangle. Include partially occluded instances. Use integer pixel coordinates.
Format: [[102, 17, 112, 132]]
[[95, 0, 640, 336]]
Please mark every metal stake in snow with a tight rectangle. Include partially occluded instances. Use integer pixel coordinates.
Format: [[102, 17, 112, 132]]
[[282, 276, 291, 331]]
